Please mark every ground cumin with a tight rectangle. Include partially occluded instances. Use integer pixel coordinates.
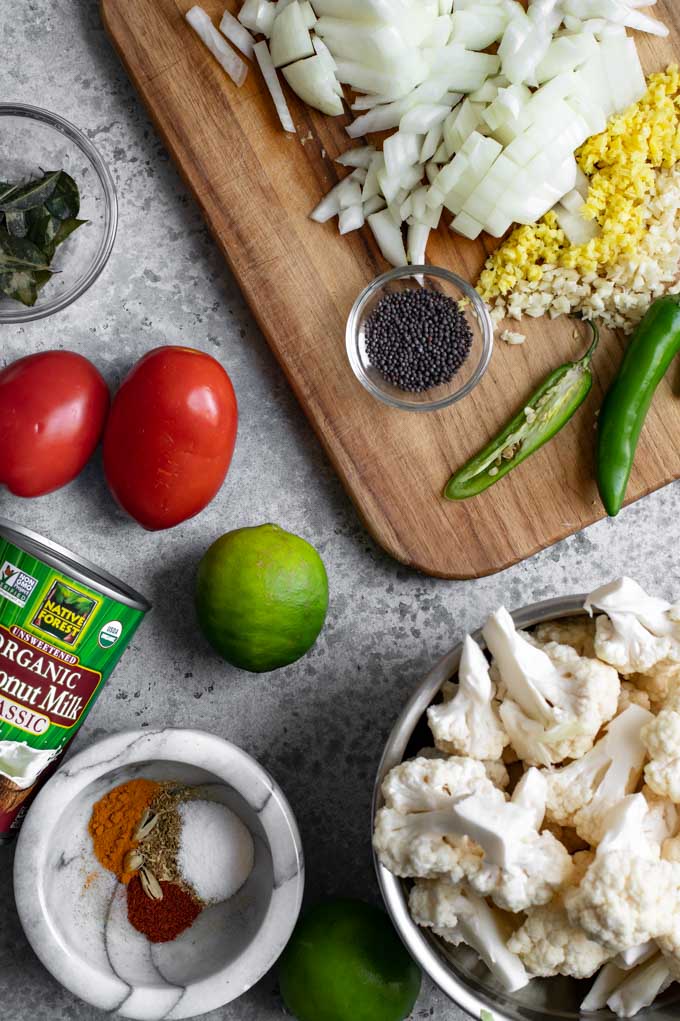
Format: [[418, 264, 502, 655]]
[[88, 778, 160, 881]]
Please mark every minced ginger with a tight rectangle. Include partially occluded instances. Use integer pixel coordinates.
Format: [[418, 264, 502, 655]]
[[478, 66, 680, 300]]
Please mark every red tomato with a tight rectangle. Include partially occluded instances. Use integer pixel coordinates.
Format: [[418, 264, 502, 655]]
[[0, 351, 109, 498], [103, 346, 238, 530]]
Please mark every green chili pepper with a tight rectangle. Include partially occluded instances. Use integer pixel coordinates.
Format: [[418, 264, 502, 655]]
[[444, 321, 599, 501], [597, 294, 680, 517]]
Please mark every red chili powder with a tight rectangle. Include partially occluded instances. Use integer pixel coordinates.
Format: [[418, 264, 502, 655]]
[[127, 877, 201, 943]]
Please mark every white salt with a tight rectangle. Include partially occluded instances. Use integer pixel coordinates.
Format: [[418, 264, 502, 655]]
[[178, 799, 255, 904]]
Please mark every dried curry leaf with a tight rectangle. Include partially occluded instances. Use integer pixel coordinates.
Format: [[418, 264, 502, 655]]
[[0, 170, 61, 212], [27, 207, 86, 258], [5, 210, 28, 237], [0, 183, 18, 204], [0, 170, 83, 306], [45, 171, 80, 219], [0, 268, 53, 306]]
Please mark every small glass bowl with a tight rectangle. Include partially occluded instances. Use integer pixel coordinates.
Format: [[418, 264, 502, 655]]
[[346, 265, 494, 412], [0, 104, 118, 324]]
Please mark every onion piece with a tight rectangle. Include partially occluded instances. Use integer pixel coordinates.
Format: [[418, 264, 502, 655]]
[[498, 10, 552, 86], [420, 122, 444, 162], [186, 6, 248, 86], [363, 195, 386, 216], [315, 20, 411, 72], [338, 204, 365, 234], [270, 2, 315, 68], [407, 222, 430, 265], [283, 54, 344, 115], [450, 8, 510, 50], [423, 15, 454, 49], [368, 209, 407, 267], [238, 0, 276, 36], [299, 0, 318, 29], [535, 31, 599, 83], [336, 146, 375, 169], [450, 210, 483, 239], [347, 98, 409, 138], [362, 153, 384, 201], [400, 102, 451, 134], [335, 58, 427, 99], [312, 34, 338, 70], [338, 178, 363, 208], [383, 131, 421, 179], [219, 9, 255, 58], [253, 40, 296, 132]]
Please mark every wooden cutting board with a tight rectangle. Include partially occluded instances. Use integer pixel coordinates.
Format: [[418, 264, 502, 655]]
[[102, 0, 680, 578]]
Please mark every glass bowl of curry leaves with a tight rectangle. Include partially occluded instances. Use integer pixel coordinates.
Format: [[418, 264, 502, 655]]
[[0, 104, 117, 323]]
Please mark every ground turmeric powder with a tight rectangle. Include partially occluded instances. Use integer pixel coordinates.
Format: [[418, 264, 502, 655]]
[[89, 778, 160, 882]]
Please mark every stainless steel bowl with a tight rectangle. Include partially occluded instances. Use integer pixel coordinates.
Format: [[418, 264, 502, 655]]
[[372, 593, 678, 1021]]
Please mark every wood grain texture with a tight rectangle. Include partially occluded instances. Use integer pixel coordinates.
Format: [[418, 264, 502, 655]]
[[101, 0, 680, 578]]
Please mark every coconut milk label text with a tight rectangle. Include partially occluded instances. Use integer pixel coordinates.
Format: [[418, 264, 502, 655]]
[[0, 528, 148, 838]]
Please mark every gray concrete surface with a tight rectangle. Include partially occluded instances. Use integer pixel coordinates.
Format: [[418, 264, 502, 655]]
[[0, 2, 678, 1019]]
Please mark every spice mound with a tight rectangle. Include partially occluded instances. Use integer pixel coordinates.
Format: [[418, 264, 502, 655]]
[[88, 779, 255, 944], [364, 287, 473, 394]]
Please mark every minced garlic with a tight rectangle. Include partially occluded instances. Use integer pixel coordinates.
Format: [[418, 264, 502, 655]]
[[478, 67, 680, 302]]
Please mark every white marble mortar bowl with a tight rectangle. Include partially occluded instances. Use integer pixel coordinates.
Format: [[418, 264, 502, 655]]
[[13, 728, 305, 1020]]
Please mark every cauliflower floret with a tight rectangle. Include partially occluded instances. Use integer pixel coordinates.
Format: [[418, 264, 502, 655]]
[[533, 616, 597, 658], [564, 794, 680, 953], [586, 577, 680, 680], [630, 661, 680, 708], [409, 878, 529, 992], [427, 636, 509, 761], [642, 706, 680, 803], [507, 897, 613, 979], [617, 682, 652, 714], [483, 607, 620, 766], [415, 745, 510, 790], [642, 786, 679, 845], [373, 756, 493, 879], [459, 769, 575, 912], [544, 704, 652, 845]]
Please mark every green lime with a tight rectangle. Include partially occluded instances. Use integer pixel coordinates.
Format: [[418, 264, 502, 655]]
[[195, 523, 328, 673], [278, 899, 421, 1021]]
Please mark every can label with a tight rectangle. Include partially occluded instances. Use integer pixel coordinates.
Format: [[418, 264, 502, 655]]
[[0, 536, 147, 837]]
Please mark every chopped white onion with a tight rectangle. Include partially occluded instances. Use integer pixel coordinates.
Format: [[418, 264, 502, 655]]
[[420, 122, 444, 162], [219, 9, 255, 57], [338, 204, 365, 234], [363, 194, 386, 216], [270, 1, 315, 68], [400, 102, 451, 134], [407, 222, 430, 265], [186, 6, 248, 86], [383, 131, 421, 179], [253, 40, 295, 132], [238, 0, 275, 36], [368, 209, 407, 267], [299, 0, 317, 30], [450, 7, 510, 50], [283, 54, 344, 115], [336, 146, 376, 169]]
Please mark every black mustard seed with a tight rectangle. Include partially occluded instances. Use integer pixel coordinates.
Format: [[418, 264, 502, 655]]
[[364, 287, 473, 393]]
